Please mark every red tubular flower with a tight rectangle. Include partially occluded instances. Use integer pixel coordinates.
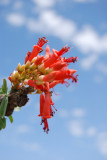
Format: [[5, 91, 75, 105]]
[[26, 37, 48, 62], [63, 56, 78, 64], [49, 80, 60, 88], [41, 118, 49, 133], [28, 80, 45, 91], [57, 46, 70, 56], [54, 69, 77, 80], [37, 37, 48, 47], [8, 37, 78, 133], [45, 45, 51, 57], [38, 93, 45, 117], [42, 71, 57, 82], [42, 91, 51, 119], [28, 80, 36, 88], [39, 92, 51, 133], [50, 61, 67, 71], [43, 69, 77, 82], [25, 51, 31, 63], [71, 74, 78, 83], [44, 49, 58, 68], [28, 45, 42, 62], [35, 56, 44, 66], [8, 74, 12, 82]]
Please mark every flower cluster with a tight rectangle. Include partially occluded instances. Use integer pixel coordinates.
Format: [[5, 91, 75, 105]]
[[8, 37, 78, 133]]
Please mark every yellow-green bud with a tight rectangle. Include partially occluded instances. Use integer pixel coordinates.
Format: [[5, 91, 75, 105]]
[[31, 57, 37, 64], [30, 63, 36, 70], [46, 68, 53, 74], [25, 61, 31, 69], [36, 90, 42, 94], [32, 70, 37, 75], [20, 65, 25, 72], [17, 63, 21, 71], [23, 79, 28, 85], [38, 64, 45, 72], [11, 74, 16, 82], [14, 71, 20, 79]]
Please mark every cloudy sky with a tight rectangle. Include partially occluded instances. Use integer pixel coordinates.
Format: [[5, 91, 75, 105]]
[[0, 0, 107, 160]]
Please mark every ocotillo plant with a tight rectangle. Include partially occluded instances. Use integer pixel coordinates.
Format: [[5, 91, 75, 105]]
[[0, 37, 78, 133]]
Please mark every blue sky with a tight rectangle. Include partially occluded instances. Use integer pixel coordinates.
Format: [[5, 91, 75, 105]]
[[0, 0, 107, 160]]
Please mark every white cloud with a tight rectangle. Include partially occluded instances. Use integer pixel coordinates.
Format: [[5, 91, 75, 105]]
[[97, 62, 107, 75], [32, 0, 55, 8], [27, 10, 77, 41], [16, 124, 31, 134], [13, 1, 23, 10], [73, 26, 107, 54], [67, 120, 84, 137], [5, 9, 107, 72], [86, 127, 97, 136], [73, 0, 96, 3], [41, 10, 77, 41], [71, 108, 86, 117], [26, 13, 107, 58], [0, 0, 11, 5], [6, 11, 107, 56], [6, 13, 26, 26], [97, 132, 107, 157], [80, 54, 98, 70]]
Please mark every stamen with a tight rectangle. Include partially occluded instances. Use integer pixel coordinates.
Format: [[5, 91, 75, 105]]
[[37, 37, 48, 47]]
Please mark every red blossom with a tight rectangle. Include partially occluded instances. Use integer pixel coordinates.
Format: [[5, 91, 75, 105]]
[[35, 56, 44, 66], [57, 46, 70, 56], [63, 56, 78, 64], [8, 37, 78, 133], [37, 37, 48, 47], [25, 51, 31, 63]]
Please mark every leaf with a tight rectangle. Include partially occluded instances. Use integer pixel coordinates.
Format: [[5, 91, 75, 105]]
[[8, 115, 13, 123], [0, 88, 4, 94], [0, 117, 6, 130], [0, 96, 8, 118], [2, 79, 8, 94], [14, 106, 21, 111]]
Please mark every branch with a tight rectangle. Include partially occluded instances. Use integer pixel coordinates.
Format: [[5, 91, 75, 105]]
[[0, 86, 35, 116]]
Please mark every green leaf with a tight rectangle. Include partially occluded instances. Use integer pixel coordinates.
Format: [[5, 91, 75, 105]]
[[2, 79, 8, 94], [14, 106, 21, 112], [0, 96, 8, 118], [0, 88, 4, 94], [0, 117, 6, 129], [8, 115, 13, 123]]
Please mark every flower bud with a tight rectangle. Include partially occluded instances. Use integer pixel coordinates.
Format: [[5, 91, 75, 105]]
[[36, 90, 42, 94], [21, 71, 25, 77], [17, 63, 21, 71], [31, 57, 37, 64], [38, 64, 45, 72], [32, 70, 37, 75], [29, 63, 36, 70], [23, 79, 28, 85], [36, 81, 44, 85], [45, 68, 52, 74], [25, 61, 31, 69], [11, 74, 16, 82], [20, 65, 25, 72], [37, 75, 44, 81], [14, 71, 20, 79]]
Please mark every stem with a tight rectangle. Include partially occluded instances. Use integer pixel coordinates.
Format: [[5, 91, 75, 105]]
[[0, 86, 35, 116]]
